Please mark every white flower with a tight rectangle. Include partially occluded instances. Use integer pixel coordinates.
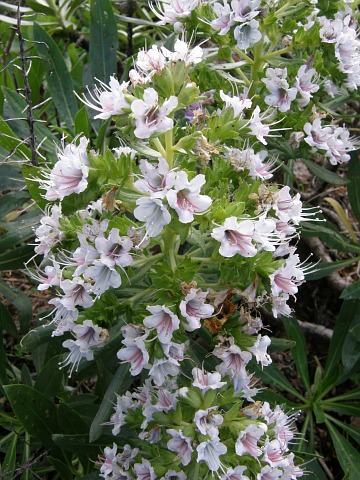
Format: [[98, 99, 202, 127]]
[[194, 407, 224, 438], [95, 229, 133, 269], [59, 278, 94, 309], [143, 305, 180, 344], [72, 320, 106, 350], [43, 137, 90, 201], [79, 76, 130, 120], [294, 64, 319, 108], [133, 458, 156, 480], [220, 90, 252, 117], [235, 423, 267, 457], [213, 336, 252, 377], [263, 68, 297, 113], [161, 470, 186, 480], [247, 335, 272, 367], [131, 88, 178, 139], [211, 1, 235, 35], [249, 106, 271, 145], [60, 339, 94, 376], [234, 19, 262, 51], [134, 157, 176, 198], [85, 262, 122, 294], [136, 45, 166, 76], [117, 337, 150, 376], [211, 217, 257, 258], [262, 439, 289, 468], [166, 171, 212, 223], [167, 429, 194, 466], [196, 437, 227, 472], [192, 367, 226, 392], [180, 288, 214, 331], [151, 0, 198, 26], [161, 39, 203, 65], [34, 204, 63, 256], [149, 357, 180, 386], [133, 196, 172, 238], [269, 254, 305, 296], [232, 0, 261, 23], [221, 466, 250, 480]]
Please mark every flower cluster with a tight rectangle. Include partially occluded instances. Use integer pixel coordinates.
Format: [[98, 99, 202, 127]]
[[27, 2, 360, 476]]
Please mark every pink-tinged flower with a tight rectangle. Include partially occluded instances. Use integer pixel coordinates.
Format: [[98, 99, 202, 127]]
[[180, 288, 214, 332], [95, 229, 133, 269], [60, 338, 95, 376], [248, 106, 271, 145], [155, 388, 178, 412], [196, 437, 227, 472], [319, 17, 343, 43], [167, 429, 194, 466], [117, 444, 139, 471], [166, 171, 212, 223], [136, 45, 166, 76], [72, 319, 107, 350], [211, 1, 235, 35], [134, 196, 172, 237], [151, 0, 198, 26], [257, 465, 282, 480], [194, 407, 224, 438], [79, 76, 130, 120], [48, 298, 78, 336], [143, 305, 180, 344], [211, 217, 257, 258], [272, 186, 302, 224], [262, 439, 289, 468], [269, 254, 305, 296], [59, 278, 94, 309], [34, 204, 63, 256], [99, 443, 118, 478], [85, 262, 122, 294], [335, 29, 358, 72], [117, 337, 150, 376], [220, 90, 252, 117], [232, 0, 261, 23], [213, 336, 252, 377], [271, 293, 292, 319], [263, 68, 297, 113], [133, 458, 156, 480], [149, 357, 180, 386], [72, 234, 99, 275], [192, 367, 226, 392], [161, 470, 186, 480], [134, 157, 176, 198], [226, 147, 275, 180], [42, 137, 90, 201], [253, 216, 278, 252], [235, 423, 267, 457], [232, 371, 259, 399], [234, 19, 262, 51], [221, 466, 250, 480], [131, 88, 178, 139], [303, 118, 332, 150], [281, 453, 304, 479], [326, 126, 357, 165], [294, 64, 319, 108], [161, 39, 203, 65], [107, 394, 132, 436], [32, 259, 62, 291], [247, 335, 272, 367]]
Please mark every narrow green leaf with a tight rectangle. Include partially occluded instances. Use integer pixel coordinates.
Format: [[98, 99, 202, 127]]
[[57, 403, 89, 435], [0, 164, 26, 191], [0, 191, 30, 219], [0, 301, 18, 337], [283, 317, 311, 393], [329, 386, 360, 403], [33, 24, 77, 129], [0, 116, 31, 158], [341, 280, 360, 300], [302, 158, 349, 185], [74, 106, 90, 138], [0, 280, 32, 334], [53, 432, 129, 454], [326, 415, 360, 446], [3, 384, 60, 447], [326, 421, 360, 479], [348, 153, 360, 224], [306, 257, 360, 281], [89, 363, 131, 442], [47, 457, 73, 480], [324, 300, 360, 385], [324, 197, 357, 241], [2, 433, 17, 475], [301, 221, 360, 254], [21, 324, 55, 351], [324, 402, 360, 417], [90, 0, 118, 83], [0, 244, 35, 270], [34, 355, 63, 399]]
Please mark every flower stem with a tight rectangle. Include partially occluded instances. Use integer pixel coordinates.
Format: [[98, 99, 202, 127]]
[[165, 129, 174, 168], [153, 137, 167, 158], [162, 226, 178, 271], [263, 46, 292, 61]]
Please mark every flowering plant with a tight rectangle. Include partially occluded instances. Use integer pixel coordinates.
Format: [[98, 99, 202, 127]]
[[5, 0, 359, 478]]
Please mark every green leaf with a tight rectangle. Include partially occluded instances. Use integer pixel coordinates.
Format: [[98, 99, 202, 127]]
[[323, 300, 360, 387], [0, 116, 31, 158], [348, 153, 360, 224], [34, 355, 64, 399], [301, 221, 360, 254], [21, 324, 56, 351], [90, 0, 118, 84], [89, 363, 132, 442], [326, 421, 360, 479], [302, 158, 349, 185], [0, 191, 30, 219], [2, 433, 17, 475], [52, 433, 129, 454], [0, 280, 32, 334], [306, 257, 360, 281], [74, 106, 90, 138], [57, 403, 89, 435], [0, 164, 26, 190], [3, 384, 60, 447], [47, 457, 73, 480], [33, 24, 77, 130], [341, 280, 360, 300], [0, 244, 35, 270], [324, 402, 360, 417], [283, 317, 311, 394], [326, 415, 360, 446]]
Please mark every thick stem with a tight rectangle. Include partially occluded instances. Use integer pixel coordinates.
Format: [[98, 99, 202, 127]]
[[165, 129, 174, 168], [153, 137, 167, 158]]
